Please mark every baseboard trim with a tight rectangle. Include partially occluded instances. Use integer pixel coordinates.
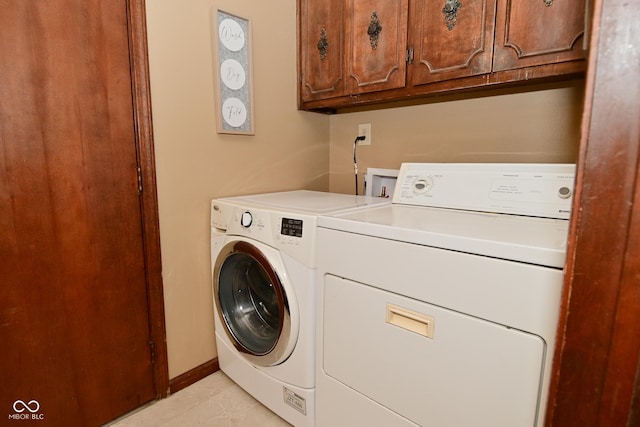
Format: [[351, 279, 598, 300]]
[[168, 358, 220, 395]]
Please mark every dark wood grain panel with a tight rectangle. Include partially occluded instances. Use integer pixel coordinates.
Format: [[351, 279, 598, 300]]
[[347, 0, 408, 93], [409, 0, 497, 85], [299, 0, 346, 101], [545, 0, 640, 425], [493, 0, 587, 71], [0, 0, 166, 424]]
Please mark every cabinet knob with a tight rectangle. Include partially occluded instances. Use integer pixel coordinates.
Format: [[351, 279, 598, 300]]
[[367, 11, 382, 50], [317, 28, 329, 61], [442, 0, 462, 31]]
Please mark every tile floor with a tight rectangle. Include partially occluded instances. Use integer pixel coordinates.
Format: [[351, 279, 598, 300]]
[[108, 371, 292, 427]]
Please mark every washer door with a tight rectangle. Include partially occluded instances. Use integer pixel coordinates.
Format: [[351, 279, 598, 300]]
[[213, 238, 298, 367]]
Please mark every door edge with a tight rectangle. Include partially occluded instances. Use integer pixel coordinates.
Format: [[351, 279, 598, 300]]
[[127, 0, 170, 399]]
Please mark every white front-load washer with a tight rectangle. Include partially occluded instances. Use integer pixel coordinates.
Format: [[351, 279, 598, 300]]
[[210, 190, 390, 427], [315, 163, 576, 427]]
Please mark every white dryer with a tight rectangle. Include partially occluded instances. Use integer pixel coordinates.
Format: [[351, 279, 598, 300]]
[[210, 190, 390, 427], [315, 163, 576, 427]]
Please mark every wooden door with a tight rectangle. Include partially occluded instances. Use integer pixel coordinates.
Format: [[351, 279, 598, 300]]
[[298, 0, 346, 102], [0, 1, 165, 425], [408, 0, 497, 85], [544, 0, 640, 425], [346, 0, 409, 94], [493, 0, 587, 72]]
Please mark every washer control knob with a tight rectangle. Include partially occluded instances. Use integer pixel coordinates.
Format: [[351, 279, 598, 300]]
[[413, 177, 433, 194], [558, 187, 572, 199], [240, 211, 253, 228]]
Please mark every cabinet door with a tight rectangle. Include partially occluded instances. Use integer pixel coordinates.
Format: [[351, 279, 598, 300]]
[[493, 0, 587, 71], [299, 0, 346, 102], [409, 0, 497, 85], [346, 0, 409, 94]]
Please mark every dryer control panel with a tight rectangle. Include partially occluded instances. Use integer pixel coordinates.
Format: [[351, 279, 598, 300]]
[[393, 163, 576, 219]]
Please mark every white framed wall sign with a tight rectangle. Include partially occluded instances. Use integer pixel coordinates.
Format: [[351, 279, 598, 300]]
[[212, 9, 254, 135]]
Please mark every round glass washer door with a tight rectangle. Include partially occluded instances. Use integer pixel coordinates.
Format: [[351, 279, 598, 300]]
[[213, 239, 298, 367]]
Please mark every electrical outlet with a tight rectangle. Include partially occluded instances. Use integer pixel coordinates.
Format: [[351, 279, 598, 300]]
[[358, 123, 372, 146]]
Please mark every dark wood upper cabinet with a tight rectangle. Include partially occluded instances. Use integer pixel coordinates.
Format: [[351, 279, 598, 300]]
[[298, 0, 588, 112], [408, 0, 496, 85], [298, 0, 346, 102], [493, 0, 587, 72], [346, 0, 408, 94]]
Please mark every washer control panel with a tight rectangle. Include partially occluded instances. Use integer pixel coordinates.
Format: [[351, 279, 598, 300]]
[[211, 200, 318, 267], [393, 163, 576, 219]]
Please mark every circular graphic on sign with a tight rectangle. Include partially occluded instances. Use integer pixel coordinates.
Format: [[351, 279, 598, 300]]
[[222, 97, 247, 128], [220, 59, 246, 90], [219, 18, 245, 52]]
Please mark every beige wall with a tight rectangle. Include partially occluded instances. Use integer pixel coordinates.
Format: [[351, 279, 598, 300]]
[[145, 0, 329, 378], [147, 1, 584, 379], [329, 81, 584, 194]]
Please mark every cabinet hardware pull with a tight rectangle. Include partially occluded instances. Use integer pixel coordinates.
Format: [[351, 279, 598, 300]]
[[442, 0, 462, 31], [367, 11, 382, 49], [544, 0, 553, 5], [317, 28, 329, 61]]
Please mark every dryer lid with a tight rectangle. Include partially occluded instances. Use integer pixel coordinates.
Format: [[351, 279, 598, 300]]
[[318, 204, 570, 268]]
